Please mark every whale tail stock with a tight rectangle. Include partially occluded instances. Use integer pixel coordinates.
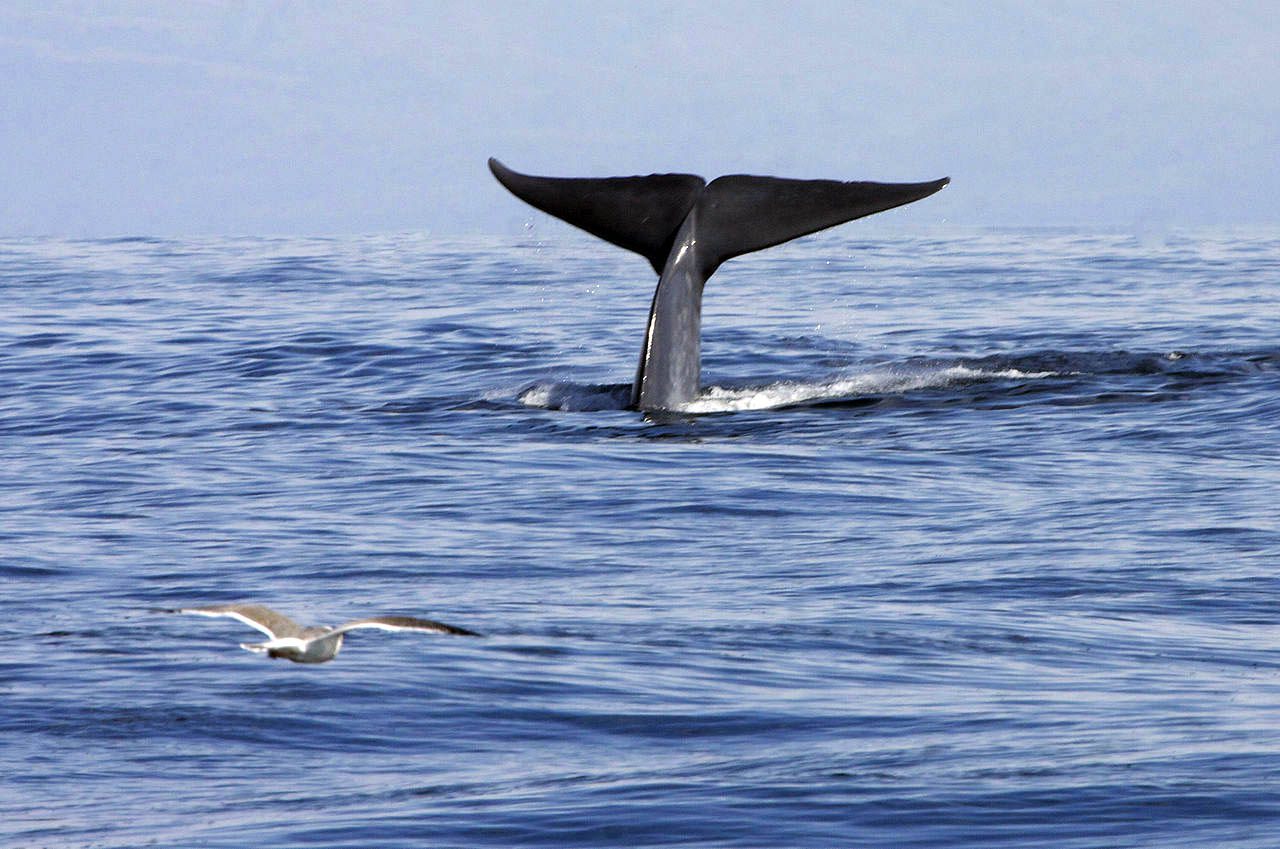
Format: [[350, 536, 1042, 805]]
[[489, 157, 949, 410], [488, 158, 948, 277]]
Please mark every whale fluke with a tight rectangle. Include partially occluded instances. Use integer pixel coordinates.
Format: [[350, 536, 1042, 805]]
[[490, 158, 948, 410]]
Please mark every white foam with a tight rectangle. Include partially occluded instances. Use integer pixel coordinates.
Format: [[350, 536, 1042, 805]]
[[681, 365, 1057, 413]]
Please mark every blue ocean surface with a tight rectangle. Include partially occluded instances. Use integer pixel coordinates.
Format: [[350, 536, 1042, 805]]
[[3, 228, 1279, 848]]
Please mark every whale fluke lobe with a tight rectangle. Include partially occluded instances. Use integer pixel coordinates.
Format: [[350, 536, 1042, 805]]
[[694, 174, 952, 276], [488, 158, 704, 275], [490, 158, 948, 410]]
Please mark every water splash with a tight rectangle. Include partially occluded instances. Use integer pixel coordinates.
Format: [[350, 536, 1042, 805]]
[[683, 365, 1057, 413], [516, 381, 632, 412]]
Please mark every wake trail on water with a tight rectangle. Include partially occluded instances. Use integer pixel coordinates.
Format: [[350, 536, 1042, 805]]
[[512, 348, 1280, 414], [517, 363, 1059, 414]]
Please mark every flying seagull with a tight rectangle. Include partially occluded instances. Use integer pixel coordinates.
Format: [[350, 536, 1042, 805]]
[[161, 603, 480, 663]]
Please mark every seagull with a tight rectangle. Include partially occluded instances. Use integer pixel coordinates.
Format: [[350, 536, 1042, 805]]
[[161, 603, 481, 663]]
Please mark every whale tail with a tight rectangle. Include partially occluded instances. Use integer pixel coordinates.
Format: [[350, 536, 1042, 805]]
[[488, 158, 948, 276], [490, 158, 948, 410]]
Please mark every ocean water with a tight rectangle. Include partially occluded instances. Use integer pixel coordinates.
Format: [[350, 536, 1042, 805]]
[[3, 227, 1279, 848]]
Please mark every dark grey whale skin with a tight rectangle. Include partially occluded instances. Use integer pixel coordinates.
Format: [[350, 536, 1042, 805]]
[[489, 158, 948, 411]]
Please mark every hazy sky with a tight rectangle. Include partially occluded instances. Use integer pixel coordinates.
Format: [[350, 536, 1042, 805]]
[[2, 1, 1277, 236]]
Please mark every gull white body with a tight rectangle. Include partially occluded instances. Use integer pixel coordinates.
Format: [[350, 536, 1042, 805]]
[[166, 603, 479, 663], [245, 627, 348, 664]]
